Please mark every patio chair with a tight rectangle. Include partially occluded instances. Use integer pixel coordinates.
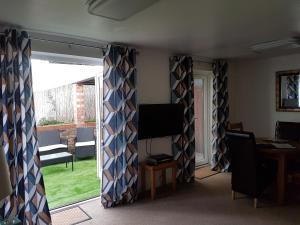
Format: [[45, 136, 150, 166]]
[[75, 127, 96, 159], [38, 130, 74, 170], [38, 130, 68, 156]]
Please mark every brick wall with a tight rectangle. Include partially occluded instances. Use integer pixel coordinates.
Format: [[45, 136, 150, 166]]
[[74, 84, 86, 124]]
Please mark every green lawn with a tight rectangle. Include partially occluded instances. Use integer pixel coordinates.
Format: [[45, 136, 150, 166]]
[[42, 158, 101, 209]]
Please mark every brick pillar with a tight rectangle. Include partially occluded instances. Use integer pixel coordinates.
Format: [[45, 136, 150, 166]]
[[73, 84, 85, 124], [60, 127, 76, 153]]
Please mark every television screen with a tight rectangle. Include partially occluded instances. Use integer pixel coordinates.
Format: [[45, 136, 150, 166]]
[[138, 104, 184, 140]]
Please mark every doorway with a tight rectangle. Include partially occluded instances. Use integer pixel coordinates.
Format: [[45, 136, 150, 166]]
[[194, 71, 213, 167], [31, 52, 103, 209]]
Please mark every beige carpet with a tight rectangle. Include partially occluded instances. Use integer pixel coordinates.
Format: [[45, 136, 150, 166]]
[[53, 173, 300, 225], [195, 166, 219, 180], [51, 206, 91, 225]]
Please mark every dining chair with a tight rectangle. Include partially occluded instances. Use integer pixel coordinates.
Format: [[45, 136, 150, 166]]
[[228, 122, 244, 131], [226, 130, 276, 208]]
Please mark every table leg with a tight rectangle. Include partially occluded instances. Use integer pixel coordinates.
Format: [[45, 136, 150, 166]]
[[66, 162, 68, 168], [172, 166, 176, 191], [277, 156, 286, 205], [162, 169, 166, 186], [150, 169, 156, 200], [72, 160, 74, 171]]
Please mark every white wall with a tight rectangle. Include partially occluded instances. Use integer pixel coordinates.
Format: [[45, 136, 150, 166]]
[[137, 47, 172, 162], [229, 53, 300, 138], [136, 47, 173, 187]]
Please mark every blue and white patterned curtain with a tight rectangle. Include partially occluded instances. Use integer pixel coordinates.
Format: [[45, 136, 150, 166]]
[[0, 30, 52, 224], [170, 56, 195, 183], [101, 45, 138, 208], [286, 75, 299, 99], [212, 60, 229, 172]]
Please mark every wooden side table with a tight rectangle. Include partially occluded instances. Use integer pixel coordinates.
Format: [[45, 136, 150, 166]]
[[140, 160, 177, 200]]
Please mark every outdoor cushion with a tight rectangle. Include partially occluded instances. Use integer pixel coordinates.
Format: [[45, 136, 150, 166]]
[[75, 141, 95, 147], [39, 144, 68, 152]]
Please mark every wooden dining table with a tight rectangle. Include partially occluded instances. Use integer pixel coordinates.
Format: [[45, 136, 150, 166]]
[[256, 139, 300, 205]]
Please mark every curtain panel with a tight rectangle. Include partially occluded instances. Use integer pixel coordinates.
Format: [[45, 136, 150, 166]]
[[101, 45, 138, 208], [211, 60, 229, 172], [286, 75, 299, 100], [0, 30, 51, 224], [170, 56, 195, 183]]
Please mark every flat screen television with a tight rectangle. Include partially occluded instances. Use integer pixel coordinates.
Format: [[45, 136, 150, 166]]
[[138, 104, 184, 140]]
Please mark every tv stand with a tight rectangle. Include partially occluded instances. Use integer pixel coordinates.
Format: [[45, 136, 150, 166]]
[[140, 160, 177, 200]]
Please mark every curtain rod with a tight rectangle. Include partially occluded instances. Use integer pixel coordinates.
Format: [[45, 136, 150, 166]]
[[0, 31, 105, 50], [0, 31, 209, 59], [191, 56, 214, 65], [0, 31, 141, 55], [31, 36, 105, 50], [194, 60, 213, 65], [175, 54, 213, 64]]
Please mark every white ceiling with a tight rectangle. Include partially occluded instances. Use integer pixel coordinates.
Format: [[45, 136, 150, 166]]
[[0, 0, 299, 59]]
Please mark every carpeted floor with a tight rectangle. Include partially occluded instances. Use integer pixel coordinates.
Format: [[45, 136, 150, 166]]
[[53, 173, 300, 225], [51, 206, 91, 225], [195, 165, 219, 180]]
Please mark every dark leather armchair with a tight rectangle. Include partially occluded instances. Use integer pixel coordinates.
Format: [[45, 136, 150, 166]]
[[226, 130, 276, 208], [275, 121, 300, 141]]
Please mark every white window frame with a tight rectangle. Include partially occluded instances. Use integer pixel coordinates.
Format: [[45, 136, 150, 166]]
[[194, 69, 213, 166]]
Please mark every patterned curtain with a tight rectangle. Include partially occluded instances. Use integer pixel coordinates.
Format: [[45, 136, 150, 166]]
[[170, 56, 195, 183], [101, 45, 138, 208], [0, 30, 51, 224], [286, 75, 299, 99], [211, 60, 229, 172]]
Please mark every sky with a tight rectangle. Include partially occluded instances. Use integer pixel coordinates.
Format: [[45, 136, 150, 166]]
[[31, 59, 103, 92]]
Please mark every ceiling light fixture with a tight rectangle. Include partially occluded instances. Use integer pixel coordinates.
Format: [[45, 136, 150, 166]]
[[87, 0, 160, 21], [251, 38, 300, 53]]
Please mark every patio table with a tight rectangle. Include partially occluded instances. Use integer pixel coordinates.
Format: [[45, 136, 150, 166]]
[[40, 152, 74, 171]]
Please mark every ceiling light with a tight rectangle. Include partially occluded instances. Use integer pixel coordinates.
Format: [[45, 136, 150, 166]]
[[87, 0, 159, 21], [251, 38, 297, 52]]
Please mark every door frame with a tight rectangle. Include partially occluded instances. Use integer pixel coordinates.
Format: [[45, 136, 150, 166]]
[[194, 70, 213, 167], [95, 72, 103, 178]]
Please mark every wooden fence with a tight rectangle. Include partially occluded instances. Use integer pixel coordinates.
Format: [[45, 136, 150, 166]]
[[84, 85, 96, 121], [34, 84, 95, 124]]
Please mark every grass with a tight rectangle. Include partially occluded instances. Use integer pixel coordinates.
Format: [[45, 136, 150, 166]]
[[38, 119, 66, 126], [42, 158, 101, 209]]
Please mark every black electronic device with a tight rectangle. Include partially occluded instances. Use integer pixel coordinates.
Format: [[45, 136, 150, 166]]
[[146, 154, 173, 166], [138, 104, 184, 140]]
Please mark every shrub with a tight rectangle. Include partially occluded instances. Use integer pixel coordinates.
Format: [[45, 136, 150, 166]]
[[84, 119, 96, 123], [38, 118, 65, 126]]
